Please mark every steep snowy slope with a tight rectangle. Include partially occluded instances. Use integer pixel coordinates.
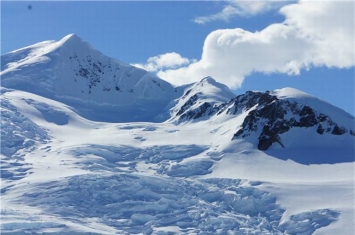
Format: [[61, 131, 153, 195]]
[[1, 34, 179, 122], [1, 35, 354, 234]]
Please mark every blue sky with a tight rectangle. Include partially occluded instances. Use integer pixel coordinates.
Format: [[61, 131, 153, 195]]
[[1, 1, 354, 115]]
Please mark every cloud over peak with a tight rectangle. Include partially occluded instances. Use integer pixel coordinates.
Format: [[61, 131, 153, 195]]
[[132, 52, 193, 72]]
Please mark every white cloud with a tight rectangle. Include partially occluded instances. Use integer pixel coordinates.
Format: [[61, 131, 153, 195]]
[[157, 0, 354, 88], [132, 52, 192, 72], [281, 0, 355, 68], [193, 0, 292, 24]]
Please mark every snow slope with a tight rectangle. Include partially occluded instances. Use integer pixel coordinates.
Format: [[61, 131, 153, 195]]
[[1, 35, 354, 235], [1, 34, 179, 122]]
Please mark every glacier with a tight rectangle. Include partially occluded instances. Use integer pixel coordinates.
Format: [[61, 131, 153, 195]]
[[1, 34, 354, 234]]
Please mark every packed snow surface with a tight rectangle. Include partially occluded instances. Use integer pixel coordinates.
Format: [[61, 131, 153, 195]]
[[1, 34, 354, 234], [1, 87, 354, 234]]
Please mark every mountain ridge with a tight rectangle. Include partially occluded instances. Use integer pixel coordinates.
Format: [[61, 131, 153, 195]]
[[1, 34, 354, 148]]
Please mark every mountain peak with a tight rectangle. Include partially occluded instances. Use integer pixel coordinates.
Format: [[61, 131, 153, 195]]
[[272, 87, 313, 99], [56, 33, 95, 54], [58, 33, 84, 46], [193, 76, 234, 96], [170, 77, 235, 123], [200, 76, 216, 83], [61, 33, 81, 41], [1, 34, 89, 74]]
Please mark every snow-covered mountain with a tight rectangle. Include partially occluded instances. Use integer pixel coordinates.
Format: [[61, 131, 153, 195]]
[[170, 76, 235, 123], [1, 34, 179, 122], [169, 78, 354, 163], [1, 34, 354, 234]]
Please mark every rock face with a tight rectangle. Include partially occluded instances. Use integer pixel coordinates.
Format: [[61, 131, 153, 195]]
[[171, 87, 354, 151], [229, 91, 352, 150]]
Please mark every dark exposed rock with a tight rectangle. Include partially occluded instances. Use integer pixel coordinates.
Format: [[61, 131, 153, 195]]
[[229, 91, 352, 150], [78, 68, 90, 78], [299, 106, 314, 116], [182, 89, 192, 99], [176, 93, 200, 116], [318, 113, 327, 122], [259, 91, 277, 106], [299, 115, 318, 127], [317, 124, 325, 135], [234, 128, 244, 137], [331, 125, 346, 135], [193, 103, 212, 119], [258, 125, 285, 150], [179, 102, 212, 121], [258, 135, 273, 150]]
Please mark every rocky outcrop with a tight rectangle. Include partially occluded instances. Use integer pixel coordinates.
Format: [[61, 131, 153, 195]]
[[172, 87, 353, 150], [230, 91, 353, 150]]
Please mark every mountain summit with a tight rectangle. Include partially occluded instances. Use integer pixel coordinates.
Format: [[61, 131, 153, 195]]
[[170, 76, 235, 123]]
